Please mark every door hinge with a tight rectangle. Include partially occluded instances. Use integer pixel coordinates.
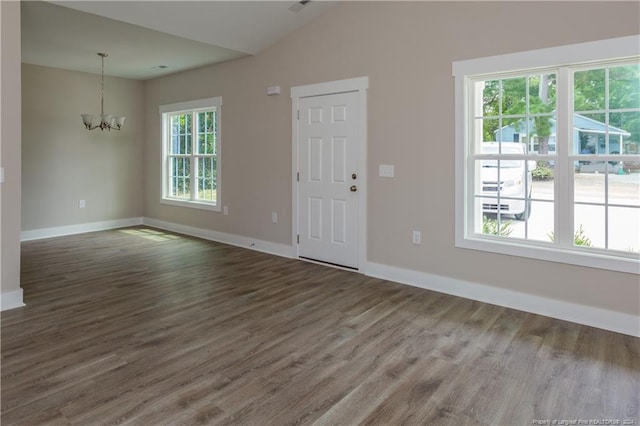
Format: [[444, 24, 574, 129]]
[[297, 110, 300, 120], [297, 234, 300, 244], [297, 172, 300, 182]]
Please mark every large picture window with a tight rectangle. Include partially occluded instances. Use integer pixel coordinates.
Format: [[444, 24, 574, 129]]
[[160, 97, 221, 211], [454, 36, 639, 273]]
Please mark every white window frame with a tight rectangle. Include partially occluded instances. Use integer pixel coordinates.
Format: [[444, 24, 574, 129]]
[[453, 35, 640, 274], [159, 97, 222, 212]]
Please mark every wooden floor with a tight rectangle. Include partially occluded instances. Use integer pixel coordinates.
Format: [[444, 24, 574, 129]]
[[2, 227, 638, 425]]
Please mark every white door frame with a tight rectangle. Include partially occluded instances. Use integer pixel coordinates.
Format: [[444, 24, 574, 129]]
[[291, 76, 368, 272]]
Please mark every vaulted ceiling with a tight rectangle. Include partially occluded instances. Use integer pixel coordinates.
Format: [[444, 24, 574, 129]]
[[22, 1, 336, 80]]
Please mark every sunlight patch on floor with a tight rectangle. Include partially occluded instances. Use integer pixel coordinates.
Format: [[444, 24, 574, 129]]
[[119, 228, 181, 242]]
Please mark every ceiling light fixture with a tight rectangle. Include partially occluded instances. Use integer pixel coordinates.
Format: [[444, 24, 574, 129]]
[[81, 53, 125, 131]]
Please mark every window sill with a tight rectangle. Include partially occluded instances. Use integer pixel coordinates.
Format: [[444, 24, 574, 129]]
[[161, 198, 221, 212], [456, 235, 639, 275]]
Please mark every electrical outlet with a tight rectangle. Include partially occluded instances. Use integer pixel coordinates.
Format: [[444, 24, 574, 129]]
[[412, 230, 421, 245], [223, 206, 229, 215], [79, 200, 86, 209], [272, 212, 278, 223]]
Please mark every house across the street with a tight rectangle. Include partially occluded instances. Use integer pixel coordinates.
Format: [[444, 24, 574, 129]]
[[495, 113, 631, 155]]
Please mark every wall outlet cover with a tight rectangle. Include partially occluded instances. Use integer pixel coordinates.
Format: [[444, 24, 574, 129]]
[[379, 164, 395, 178]]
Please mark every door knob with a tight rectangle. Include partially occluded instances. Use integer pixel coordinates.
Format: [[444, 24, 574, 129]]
[[350, 185, 358, 192], [352, 173, 357, 180]]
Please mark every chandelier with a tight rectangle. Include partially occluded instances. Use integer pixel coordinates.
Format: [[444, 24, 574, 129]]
[[81, 53, 125, 131]]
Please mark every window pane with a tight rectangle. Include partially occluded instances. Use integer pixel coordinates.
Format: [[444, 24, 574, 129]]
[[574, 205, 604, 249], [196, 157, 217, 202], [526, 200, 554, 242], [574, 161, 605, 204], [170, 115, 180, 154], [531, 161, 554, 201], [481, 79, 501, 117], [609, 111, 639, 155], [574, 69, 606, 112], [575, 113, 607, 155], [609, 64, 640, 110], [528, 115, 555, 155], [169, 157, 191, 199], [185, 114, 192, 155], [197, 111, 215, 154], [171, 135, 178, 155], [501, 200, 554, 242], [476, 158, 532, 222], [476, 118, 500, 144], [609, 171, 640, 207], [528, 73, 556, 115], [500, 116, 528, 144], [171, 114, 193, 155], [501, 76, 527, 116], [608, 206, 640, 252]]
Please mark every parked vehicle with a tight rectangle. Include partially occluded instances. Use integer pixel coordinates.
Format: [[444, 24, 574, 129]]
[[481, 142, 535, 220]]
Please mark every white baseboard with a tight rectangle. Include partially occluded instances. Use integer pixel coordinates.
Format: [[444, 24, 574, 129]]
[[366, 262, 639, 338], [143, 217, 295, 259], [1, 289, 25, 311], [21, 217, 144, 241]]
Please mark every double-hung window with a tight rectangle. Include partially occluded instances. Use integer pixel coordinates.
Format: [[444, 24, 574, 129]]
[[160, 97, 221, 211], [453, 36, 640, 273]]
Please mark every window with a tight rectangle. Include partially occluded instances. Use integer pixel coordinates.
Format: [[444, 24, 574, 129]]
[[160, 97, 221, 211], [454, 36, 640, 274]]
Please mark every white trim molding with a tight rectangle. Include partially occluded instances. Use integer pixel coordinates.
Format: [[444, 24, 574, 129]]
[[291, 76, 369, 99], [452, 35, 640, 77], [158, 97, 222, 114], [21, 217, 144, 241], [366, 262, 639, 338], [1, 289, 25, 311], [143, 217, 295, 259]]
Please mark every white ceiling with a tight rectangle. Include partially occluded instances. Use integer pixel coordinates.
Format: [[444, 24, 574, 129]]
[[21, 1, 335, 80]]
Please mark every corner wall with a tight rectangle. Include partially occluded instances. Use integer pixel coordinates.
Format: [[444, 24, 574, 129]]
[[21, 64, 144, 235], [1, 0, 24, 310]]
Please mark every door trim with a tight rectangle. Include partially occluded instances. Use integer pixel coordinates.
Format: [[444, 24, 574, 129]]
[[291, 77, 368, 272]]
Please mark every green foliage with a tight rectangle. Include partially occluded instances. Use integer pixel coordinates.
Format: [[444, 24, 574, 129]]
[[532, 165, 554, 181], [483, 216, 513, 237], [574, 226, 593, 247], [482, 74, 556, 152], [482, 65, 640, 152], [548, 225, 592, 247], [573, 65, 640, 145]]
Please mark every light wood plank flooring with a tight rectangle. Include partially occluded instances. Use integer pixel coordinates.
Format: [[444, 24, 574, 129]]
[[2, 227, 639, 425]]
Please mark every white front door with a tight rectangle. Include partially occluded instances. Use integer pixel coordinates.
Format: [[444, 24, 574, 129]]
[[297, 91, 360, 269]]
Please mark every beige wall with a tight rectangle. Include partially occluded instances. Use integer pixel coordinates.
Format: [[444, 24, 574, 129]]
[[21, 64, 144, 230], [1, 0, 23, 305], [144, 2, 640, 316]]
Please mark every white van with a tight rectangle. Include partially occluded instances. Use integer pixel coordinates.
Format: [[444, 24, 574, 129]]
[[480, 142, 535, 220]]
